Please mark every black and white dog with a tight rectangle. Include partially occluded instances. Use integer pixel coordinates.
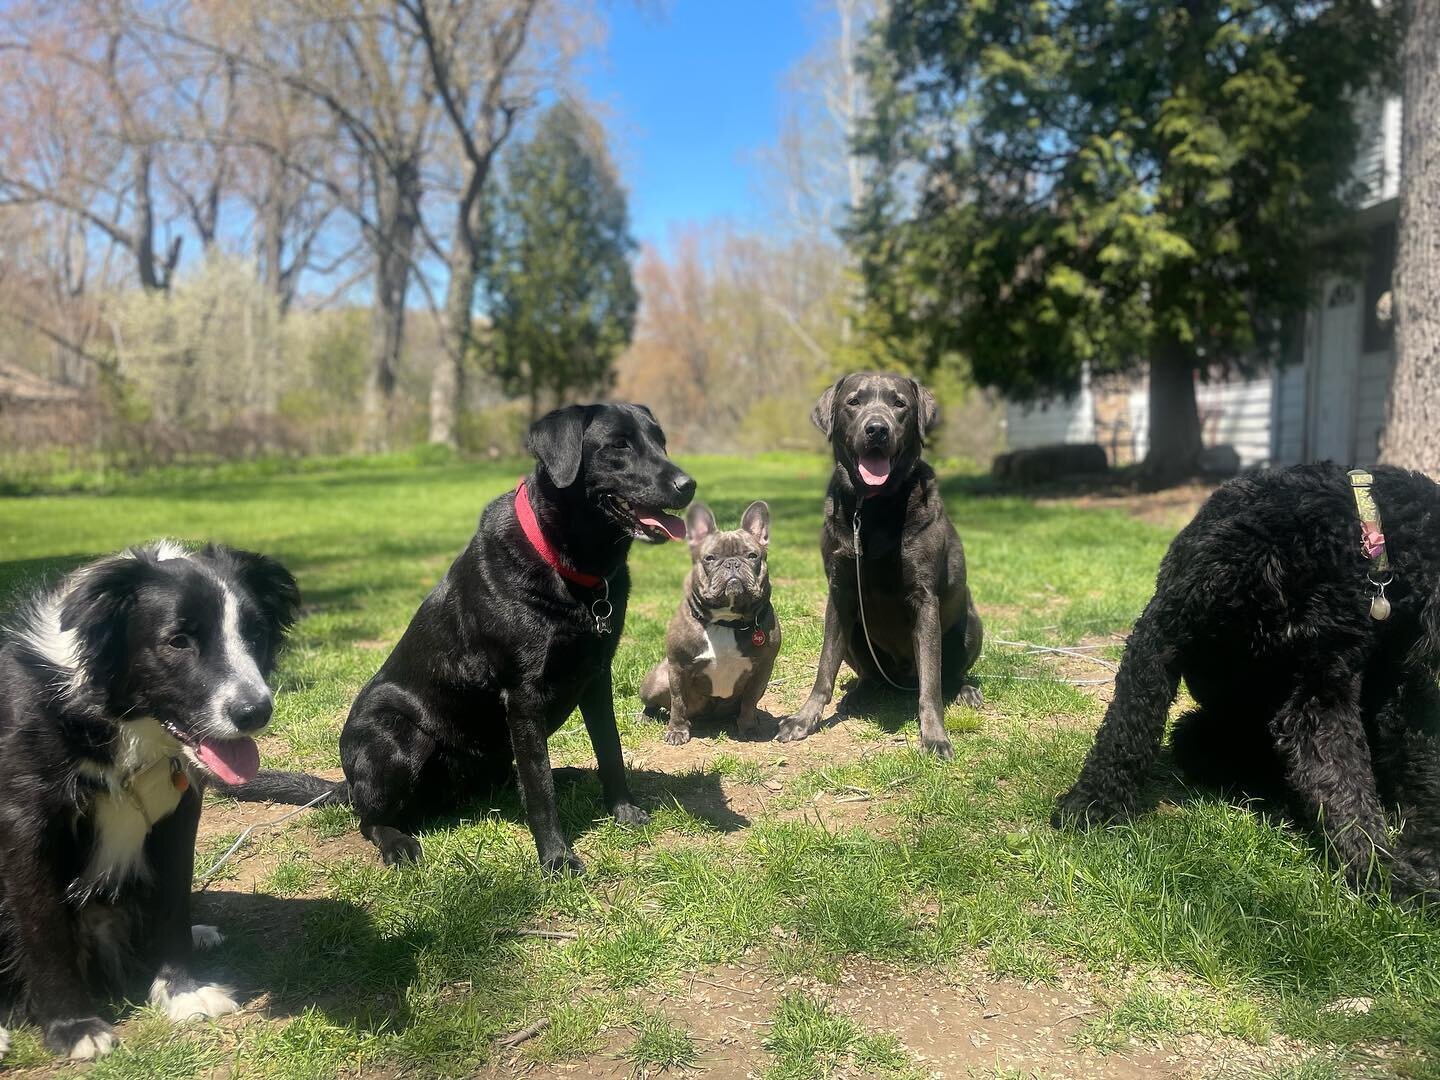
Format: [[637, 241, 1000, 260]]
[[0, 541, 299, 1060], [223, 404, 696, 875]]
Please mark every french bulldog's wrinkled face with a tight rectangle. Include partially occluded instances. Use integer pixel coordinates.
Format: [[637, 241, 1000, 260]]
[[686, 501, 770, 617]]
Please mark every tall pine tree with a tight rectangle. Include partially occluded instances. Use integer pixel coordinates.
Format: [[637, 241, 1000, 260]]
[[485, 101, 638, 420], [852, 1, 1397, 484]]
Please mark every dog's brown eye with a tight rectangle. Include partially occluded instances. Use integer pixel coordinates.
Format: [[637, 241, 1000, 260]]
[[612, 438, 630, 450], [747, 551, 759, 560], [846, 396, 861, 407], [167, 634, 194, 652], [704, 554, 718, 564]]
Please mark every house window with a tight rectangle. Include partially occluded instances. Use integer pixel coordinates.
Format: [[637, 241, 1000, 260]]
[[1363, 222, 1396, 354]]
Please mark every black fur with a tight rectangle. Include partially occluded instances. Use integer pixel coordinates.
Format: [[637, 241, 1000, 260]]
[[778, 372, 985, 757], [1053, 463, 1440, 903], [229, 404, 696, 873], [0, 542, 298, 1059]]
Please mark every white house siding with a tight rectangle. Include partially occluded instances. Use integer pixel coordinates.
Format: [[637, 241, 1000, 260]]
[[1353, 93, 1402, 208], [1003, 369, 1095, 449], [1354, 349, 1395, 466], [1269, 357, 1309, 466], [1126, 370, 1275, 469]]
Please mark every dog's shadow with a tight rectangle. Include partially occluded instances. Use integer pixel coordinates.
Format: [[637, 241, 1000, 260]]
[[193, 891, 430, 1031], [552, 764, 751, 835], [637, 706, 785, 750]]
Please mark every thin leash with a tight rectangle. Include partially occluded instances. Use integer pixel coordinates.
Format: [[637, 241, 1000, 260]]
[[198, 788, 333, 885], [851, 503, 918, 692]]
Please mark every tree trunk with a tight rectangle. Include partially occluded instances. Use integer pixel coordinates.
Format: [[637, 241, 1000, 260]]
[[360, 169, 421, 452], [428, 237, 478, 448], [1140, 334, 1203, 489], [1380, 1, 1440, 475]]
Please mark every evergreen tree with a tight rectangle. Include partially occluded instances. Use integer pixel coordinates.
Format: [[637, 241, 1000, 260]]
[[485, 101, 638, 420], [852, 0, 1397, 484]]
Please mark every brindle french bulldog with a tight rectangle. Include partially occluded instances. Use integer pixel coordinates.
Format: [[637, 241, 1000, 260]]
[[640, 502, 780, 744]]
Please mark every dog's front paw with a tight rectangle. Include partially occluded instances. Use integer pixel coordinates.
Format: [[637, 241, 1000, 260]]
[[663, 726, 691, 746], [191, 924, 224, 950], [370, 826, 422, 867], [776, 709, 821, 743], [1050, 787, 1124, 830], [46, 1017, 116, 1060], [953, 684, 984, 710], [151, 977, 240, 1021], [921, 733, 955, 760], [612, 802, 650, 827], [541, 850, 585, 876]]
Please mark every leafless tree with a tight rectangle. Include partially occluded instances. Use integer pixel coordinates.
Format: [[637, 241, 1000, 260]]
[[403, 0, 594, 447]]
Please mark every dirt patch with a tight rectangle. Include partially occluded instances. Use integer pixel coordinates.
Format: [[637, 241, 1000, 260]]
[[490, 958, 1228, 1079]]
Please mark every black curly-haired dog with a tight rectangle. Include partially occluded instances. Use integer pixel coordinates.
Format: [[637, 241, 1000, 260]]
[[1053, 462, 1440, 902]]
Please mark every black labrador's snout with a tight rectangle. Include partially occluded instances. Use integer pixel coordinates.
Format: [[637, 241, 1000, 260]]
[[863, 417, 892, 447], [669, 469, 697, 507]]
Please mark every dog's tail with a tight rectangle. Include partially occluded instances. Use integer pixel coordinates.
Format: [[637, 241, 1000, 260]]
[[212, 770, 349, 807]]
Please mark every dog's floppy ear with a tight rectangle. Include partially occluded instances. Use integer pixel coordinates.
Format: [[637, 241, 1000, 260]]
[[741, 500, 770, 547], [910, 378, 939, 438], [686, 503, 716, 557], [526, 405, 590, 488], [810, 377, 846, 437], [219, 547, 302, 637], [59, 551, 157, 697]]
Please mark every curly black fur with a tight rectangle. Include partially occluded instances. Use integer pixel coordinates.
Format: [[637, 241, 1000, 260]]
[[1053, 463, 1440, 903]]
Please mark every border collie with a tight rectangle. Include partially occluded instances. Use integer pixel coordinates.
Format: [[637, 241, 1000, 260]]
[[0, 541, 299, 1060]]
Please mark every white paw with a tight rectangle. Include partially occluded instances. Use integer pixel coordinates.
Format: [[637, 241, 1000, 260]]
[[0, 1025, 10, 1059], [191, 924, 225, 949], [150, 978, 240, 1021], [69, 1030, 117, 1060]]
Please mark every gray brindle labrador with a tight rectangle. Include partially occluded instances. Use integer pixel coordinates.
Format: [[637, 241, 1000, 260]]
[[640, 502, 780, 744], [778, 372, 983, 757]]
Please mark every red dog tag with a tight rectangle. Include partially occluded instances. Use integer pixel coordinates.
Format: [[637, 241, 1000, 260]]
[[752, 629, 766, 647]]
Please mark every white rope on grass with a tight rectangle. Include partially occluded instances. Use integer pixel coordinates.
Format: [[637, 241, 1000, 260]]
[[198, 789, 334, 885]]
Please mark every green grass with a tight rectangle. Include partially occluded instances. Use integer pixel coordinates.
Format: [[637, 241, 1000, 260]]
[[2, 451, 1439, 1077]]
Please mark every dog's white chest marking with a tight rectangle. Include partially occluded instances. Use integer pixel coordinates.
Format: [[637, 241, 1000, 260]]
[[696, 625, 751, 699], [77, 719, 187, 895]]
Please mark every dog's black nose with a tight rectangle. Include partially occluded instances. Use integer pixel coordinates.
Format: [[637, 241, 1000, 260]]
[[865, 419, 890, 443], [672, 471, 697, 506], [228, 692, 273, 733]]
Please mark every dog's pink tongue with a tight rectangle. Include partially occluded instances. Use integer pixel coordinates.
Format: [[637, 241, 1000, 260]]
[[196, 737, 260, 785], [638, 510, 686, 541], [858, 452, 892, 488]]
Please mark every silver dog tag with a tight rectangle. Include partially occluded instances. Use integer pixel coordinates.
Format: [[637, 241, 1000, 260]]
[[1370, 594, 1391, 621]]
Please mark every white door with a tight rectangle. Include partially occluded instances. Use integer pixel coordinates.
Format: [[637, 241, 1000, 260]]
[[1311, 277, 1360, 465]]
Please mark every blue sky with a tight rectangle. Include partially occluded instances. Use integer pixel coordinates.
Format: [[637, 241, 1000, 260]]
[[582, 1, 816, 250]]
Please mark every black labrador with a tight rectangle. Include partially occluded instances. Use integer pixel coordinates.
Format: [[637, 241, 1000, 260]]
[[230, 404, 696, 873], [778, 372, 983, 757]]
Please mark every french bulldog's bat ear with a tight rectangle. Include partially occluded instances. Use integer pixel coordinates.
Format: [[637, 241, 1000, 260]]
[[526, 405, 590, 488], [741, 500, 770, 547], [810, 377, 846, 437], [686, 503, 716, 555], [910, 378, 939, 437]]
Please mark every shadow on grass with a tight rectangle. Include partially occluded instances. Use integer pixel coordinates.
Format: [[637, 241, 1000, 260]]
[[0, 552, 100, 605], [195, 891, 427, 1031]]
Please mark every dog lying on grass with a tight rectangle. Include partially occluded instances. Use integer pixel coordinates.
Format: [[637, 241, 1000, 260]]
[[1054, 463, 1440, 903], [0, 541, 299, 1060]]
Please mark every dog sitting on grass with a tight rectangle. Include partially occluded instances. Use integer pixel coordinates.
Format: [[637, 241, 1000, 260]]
[[0, 542, 299, 1060], [1053, 463, 1440, 903]]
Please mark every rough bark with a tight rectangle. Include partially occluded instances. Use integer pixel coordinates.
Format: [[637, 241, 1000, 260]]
[[1380, 1, 1440, 475], [1140, 334, 1203, 489], [360, 166, 421, 452]]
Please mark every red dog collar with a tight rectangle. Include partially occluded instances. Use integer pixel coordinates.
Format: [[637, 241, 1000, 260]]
[[515, 480, 603, 589]]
